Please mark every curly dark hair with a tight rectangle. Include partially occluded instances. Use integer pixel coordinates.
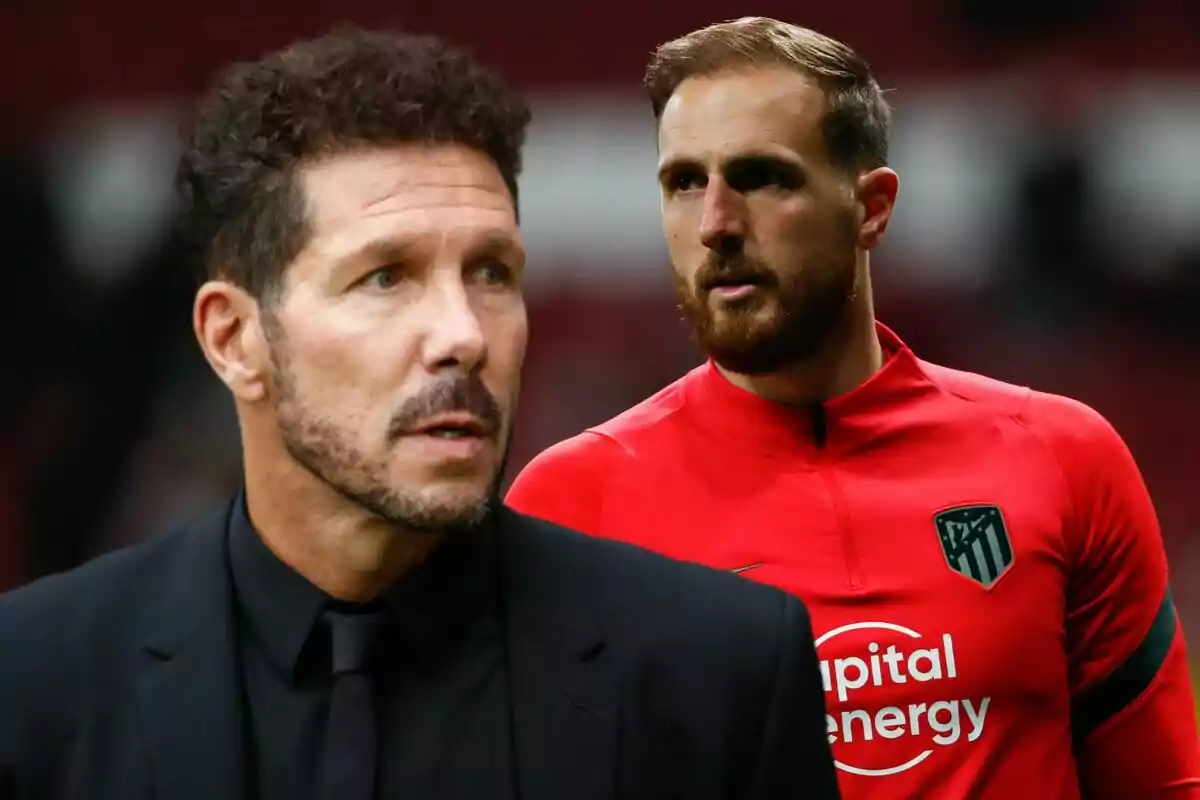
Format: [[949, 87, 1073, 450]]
[[176, 27, 532, 297]]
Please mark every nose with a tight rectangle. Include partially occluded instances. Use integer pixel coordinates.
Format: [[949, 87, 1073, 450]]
[[421, 279, 487, 373], [699, 180, 747, 252]]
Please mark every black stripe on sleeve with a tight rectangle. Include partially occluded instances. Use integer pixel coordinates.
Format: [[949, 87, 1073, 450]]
[[1071, 587, 1178, 743]]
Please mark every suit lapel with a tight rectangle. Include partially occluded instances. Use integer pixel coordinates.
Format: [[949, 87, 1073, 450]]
[[135, 502, 248, 800], [498, 510, 620, 800]]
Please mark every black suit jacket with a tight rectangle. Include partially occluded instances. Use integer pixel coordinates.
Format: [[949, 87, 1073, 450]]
[[0, 501, 839, 799]]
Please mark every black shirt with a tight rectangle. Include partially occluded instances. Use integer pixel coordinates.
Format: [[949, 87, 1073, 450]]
[[228, 501, 515, 800]]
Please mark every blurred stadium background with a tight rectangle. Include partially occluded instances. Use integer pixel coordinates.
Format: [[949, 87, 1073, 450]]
[[2, 0, 1198, 705]]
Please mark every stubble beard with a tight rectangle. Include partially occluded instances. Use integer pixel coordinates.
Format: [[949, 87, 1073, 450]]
[[264, 321, 505, 534]]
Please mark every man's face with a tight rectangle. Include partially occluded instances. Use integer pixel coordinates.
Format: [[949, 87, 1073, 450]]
[[657, 67, 863, 374], [264, 144, 527, 531]]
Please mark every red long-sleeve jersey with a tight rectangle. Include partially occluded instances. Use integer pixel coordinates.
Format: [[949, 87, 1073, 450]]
[[507, 323, 1200, 799]]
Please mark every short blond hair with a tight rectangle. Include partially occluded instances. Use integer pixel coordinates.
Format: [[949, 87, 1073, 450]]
[[644, 17, 890, 172]]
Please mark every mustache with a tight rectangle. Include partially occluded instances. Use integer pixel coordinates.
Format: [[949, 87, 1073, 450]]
[[387, 374, 503, 441], [695, 252, 777, 291]]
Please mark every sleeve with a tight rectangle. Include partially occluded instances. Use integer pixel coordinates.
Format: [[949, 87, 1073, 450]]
[[1030, 393, 1200, 798], [504, 431, 628, 535], [749, 594, 841, 799]]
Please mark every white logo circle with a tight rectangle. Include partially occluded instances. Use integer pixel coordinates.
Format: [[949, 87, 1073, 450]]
[[817, 621, 941, 777]]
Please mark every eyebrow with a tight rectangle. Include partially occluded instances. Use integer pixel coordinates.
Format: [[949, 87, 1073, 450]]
[[331, 229, 524, 272], [463, 230, 525, 264], [330, 239, 420, 273], [657, 152, 807, 183]]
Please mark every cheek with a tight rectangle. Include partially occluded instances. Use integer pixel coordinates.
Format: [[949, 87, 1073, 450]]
[[300, 334, 357, 375], [277, 300, 367, 375], [287, 324, 417, 424], [758, 206, 827, 257], [663, 224, 705, 280], [663, 203, 699, 244], [481, 301, 528, 400], [292, 328, 380, 395]]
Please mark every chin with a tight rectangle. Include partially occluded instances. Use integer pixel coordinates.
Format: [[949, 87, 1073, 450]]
[[411, 482, 495, 530], [710, 312, 780, 344], [422, 472, 494, 499], [395, 457, 498, 505]]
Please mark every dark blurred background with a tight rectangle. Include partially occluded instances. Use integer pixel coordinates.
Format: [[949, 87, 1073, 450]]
[[2, 0, 1198, 701]]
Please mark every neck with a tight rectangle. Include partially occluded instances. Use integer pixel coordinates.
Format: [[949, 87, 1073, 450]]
[[718, 270, 882, 406], [241, 432, 441, 603]]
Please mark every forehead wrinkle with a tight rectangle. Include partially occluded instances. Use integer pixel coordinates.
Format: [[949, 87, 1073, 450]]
[[301, 148, 513, 231], [288, 149, 517, 291], [307, 184, 516, 263], [308, 207, 520, 271], [359, 186, 514, 218]]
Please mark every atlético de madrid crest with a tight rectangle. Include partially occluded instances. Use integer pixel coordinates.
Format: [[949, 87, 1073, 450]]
[[933, 504, 1013, 588]]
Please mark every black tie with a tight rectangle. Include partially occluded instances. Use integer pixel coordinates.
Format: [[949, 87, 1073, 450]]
[[316, 609, 389, 800]]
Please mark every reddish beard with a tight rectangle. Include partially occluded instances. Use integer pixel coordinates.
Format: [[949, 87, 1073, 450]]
[[675, 248, 858, 375]]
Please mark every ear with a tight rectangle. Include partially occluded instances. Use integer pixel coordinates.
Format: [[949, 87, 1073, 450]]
[[855, 167, 899, 250], [193, 280, 273, 403]]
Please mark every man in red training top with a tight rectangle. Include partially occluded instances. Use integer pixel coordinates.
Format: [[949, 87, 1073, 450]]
[[507, 16, 1200, 800]]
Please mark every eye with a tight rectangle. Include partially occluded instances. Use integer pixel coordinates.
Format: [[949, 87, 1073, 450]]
[[470, 259, 515, 287], [665, 168, 706, 195], [362, 266, 403, 290], [726, 159, 804, 193]]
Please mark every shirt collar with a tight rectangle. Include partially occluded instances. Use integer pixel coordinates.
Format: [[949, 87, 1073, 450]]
[[229, 495, 328, 682], [682, 321, 936, 455], [228, 494, 499, 682]]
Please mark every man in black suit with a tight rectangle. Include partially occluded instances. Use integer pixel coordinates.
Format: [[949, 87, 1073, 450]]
[[0, 28, 840, 800]]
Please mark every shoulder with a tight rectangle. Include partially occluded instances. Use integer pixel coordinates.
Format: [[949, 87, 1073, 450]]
[[589, 368, 695, 446], [500, 512, 821, 776], [503, 509, 802, 653], [506, 369, 697, 522], [510, 429, 631, 487], [0, 513, 213, 681], [0, 507, 227, 756], [0, 529, 184, 758], [1019, 389, 1128, 463], [922, 358, 1119, 447], [922, 360, 1147, 570], [519, 367, 695, 476], [0, 534, 173, 629], [920, 359, 1034, 416], [923, 358, 1136, 496]]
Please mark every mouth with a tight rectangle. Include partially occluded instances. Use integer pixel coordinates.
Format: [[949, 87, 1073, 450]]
[[405, 413, 492, 440], [706, 278, 765, 302], [705, 273, 768, 289]]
